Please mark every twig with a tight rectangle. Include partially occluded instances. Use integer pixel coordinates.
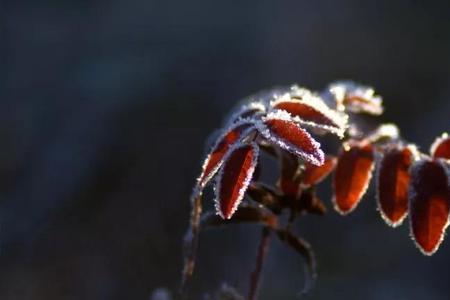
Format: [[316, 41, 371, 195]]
[[180, 190, 203, 298], [276, 229, 317, 295], [248, 226, 271, 300]]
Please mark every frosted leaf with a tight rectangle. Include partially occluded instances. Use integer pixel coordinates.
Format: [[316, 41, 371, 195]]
[[301, 155, 337, 187], [271, 93, 348, 138], [328, 81, 384, 115], [376, 145, 414, 227], [256, 110, 324, 166], [214, 142, 259, 219], [409, 159, 450, 255], [277, 149, 303, 197], [196, 120, 254, 189], [367, 123, 400, 144], [333, 142, 375, 215], [430, 132, 450, 160]]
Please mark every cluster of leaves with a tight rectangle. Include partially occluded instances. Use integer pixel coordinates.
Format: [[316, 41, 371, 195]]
[[181, 82, 450, 299]]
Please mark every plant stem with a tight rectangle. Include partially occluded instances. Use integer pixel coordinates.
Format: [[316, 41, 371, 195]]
[[248, 226, 271, 300], [180, 191, 203, 298]]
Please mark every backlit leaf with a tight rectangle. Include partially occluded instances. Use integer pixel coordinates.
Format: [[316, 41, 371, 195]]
[[197, 120, 253, 188], [215, 143, 259, 219], [277, 149, 302, 197], [257, 111, 324, 166], [333, 142, 375, 214], [272, 96, 347, 137], [301, 155, 337, 187], [377, 145, 414, 227], [409, 160, 450, 255]]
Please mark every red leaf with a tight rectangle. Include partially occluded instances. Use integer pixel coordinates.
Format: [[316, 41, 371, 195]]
[[258, 111, 324, 166], [430, 133, 450, 160], [301, 155, 337, 187], [333, 142, 375, 214], [409, 160, 450, 255], [272, 98, 347, 137], [215, 143, 259, 219], [277, 150, 302, 197], [377, 146, 414, 227], [197, 121, 253, 188]]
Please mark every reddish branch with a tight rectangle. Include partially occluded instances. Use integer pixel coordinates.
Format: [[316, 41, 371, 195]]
[[248, 226, 271, 300], [180, 191, 202, 297]]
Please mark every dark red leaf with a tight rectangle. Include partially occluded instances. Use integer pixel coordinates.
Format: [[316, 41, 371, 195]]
[[273, 101, 333, 126], [258, 111, 324, 166], [277, 150, 302, 197], [430, 133, 450, 160], [377, 146, 414, 226], [409, 160, 450, 255], [272, 99, 346, 136], [197, 121, 253, 188], [215, 143, 259, 219], [301, 155, 337, 187], [333, 142, 375, 214]]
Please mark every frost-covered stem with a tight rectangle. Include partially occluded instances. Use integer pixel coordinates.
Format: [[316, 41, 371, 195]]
[[248, 226, 271, 300], [180, 191, 203, 298]]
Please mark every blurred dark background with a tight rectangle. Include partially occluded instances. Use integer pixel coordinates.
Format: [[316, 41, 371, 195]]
[[1, 0, 450, 299]]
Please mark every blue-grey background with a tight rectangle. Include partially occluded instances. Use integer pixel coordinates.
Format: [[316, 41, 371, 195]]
[[1, 1, 450, 299]]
